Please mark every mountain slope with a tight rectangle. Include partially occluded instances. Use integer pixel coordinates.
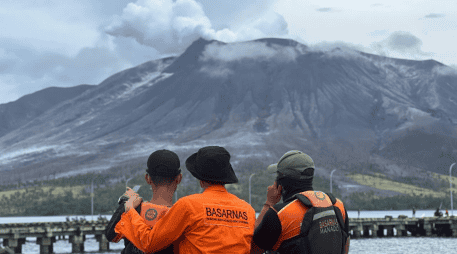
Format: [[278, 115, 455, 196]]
[[0, 85, 94, 138], [1, 38, 456, 187]]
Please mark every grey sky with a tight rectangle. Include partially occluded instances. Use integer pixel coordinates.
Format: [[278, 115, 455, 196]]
[[316, 8, 333, 12], [424, 13, 445, 19], [1, 0, 456, 104]]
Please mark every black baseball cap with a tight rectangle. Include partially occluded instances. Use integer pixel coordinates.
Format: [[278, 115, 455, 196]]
[[146, 150, 181, 177]]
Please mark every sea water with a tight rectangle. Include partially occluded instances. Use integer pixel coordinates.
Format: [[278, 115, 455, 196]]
[[2, 210, 456, 254], [7, 235, 457, 254]]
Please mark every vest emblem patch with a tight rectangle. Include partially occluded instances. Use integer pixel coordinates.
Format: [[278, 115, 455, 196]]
[[145, 208, 158, 221], [314, 191, 326, 201]]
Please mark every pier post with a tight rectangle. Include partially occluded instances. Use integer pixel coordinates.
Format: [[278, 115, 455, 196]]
[[95, 234, 109, 251], [36, 237, 56, 254], [386, 226, 394, 237], [69, 235, 85, 253], [370, 224, 378, 237], [424, 222, 433, 236], [353, 224, 362, 238], [451, 220, 457, 237], [377, 226, 384, 237], [396, 224, 406, 237], [3, 238, 25, 254], [363, 226, 370, 237]]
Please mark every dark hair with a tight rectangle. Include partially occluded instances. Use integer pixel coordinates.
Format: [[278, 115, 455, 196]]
[[149, 174, 178, 186]]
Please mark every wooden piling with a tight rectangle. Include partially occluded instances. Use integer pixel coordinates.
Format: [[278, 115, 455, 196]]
[[0, 218, 108, 254], [2, 238, 25, 254], [95, 234, 109, 251], [348, 216, 457, 238], [370, 223, 378, 237], [2, 216, 457, 253], [69, 235, 85, 253], [36, 237, 55, 254]]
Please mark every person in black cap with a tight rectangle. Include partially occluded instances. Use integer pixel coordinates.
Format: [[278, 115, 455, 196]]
[[105, 149, 182, 254], [116, 146, 256, 254]]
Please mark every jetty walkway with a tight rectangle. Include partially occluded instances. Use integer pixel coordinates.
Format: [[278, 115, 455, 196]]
[[349, 216, 457, 238], [1, 216, 457, 253], [0, 218, 109, 254]]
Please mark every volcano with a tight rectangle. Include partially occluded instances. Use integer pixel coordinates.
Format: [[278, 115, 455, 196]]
[[1, 38, 457, 185]]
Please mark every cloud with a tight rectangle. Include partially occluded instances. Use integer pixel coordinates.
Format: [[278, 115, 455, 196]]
[[0, 1, 100, 56], [367, 30, 389, 37], [370, 31, 430, 60], [0, 75, 21, 104], [105, 0, 289, 54], [0, 40, 131, 104], [0, 48, 20, 73], [23, 47, 128, 85], [307, 41, 370, 61], [424, 13, 445, 19], [200, 41, 298, 62], [387, 31, 422, 52], [105, 0, 227, 54], [242, 12, 289, 38], [108, 36, 162, 65], [199, 65, 233, 78], [308, 41, 363, 52], [432, 65, 457, 76], [316, 8, 332, 12]]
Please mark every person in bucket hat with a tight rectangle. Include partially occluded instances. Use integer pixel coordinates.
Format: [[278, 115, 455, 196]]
[[251, 150, 350, 254], [105, 149, 182, 254], [185, 145, 238, 184], [116, 146, 256, 254]]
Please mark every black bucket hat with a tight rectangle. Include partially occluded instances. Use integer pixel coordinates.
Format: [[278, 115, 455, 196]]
[[146, 150, 181, 177], [185, 146, 238, 184]]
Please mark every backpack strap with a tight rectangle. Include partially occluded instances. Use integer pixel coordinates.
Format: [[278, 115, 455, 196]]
[[326, 192, 337, 205], [295, 193, 313, 207], [299, 206, 315, 237], [326, 193, 350, 254]]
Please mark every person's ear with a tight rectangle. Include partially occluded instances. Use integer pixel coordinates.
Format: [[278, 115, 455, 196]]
[[176, 174, 183, 184], [145, 174, 151, 185]]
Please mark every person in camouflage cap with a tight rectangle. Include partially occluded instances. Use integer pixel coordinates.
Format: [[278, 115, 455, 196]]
[[251, 150, 350, 254]]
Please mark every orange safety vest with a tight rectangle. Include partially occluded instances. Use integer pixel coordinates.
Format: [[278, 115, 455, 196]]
[[113, 202, 170, 243], [115, 185, 256, 254], [272, 191, 349, 254]]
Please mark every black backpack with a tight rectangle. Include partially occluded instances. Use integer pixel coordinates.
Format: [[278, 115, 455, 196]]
[[277, 192, 349, 254]]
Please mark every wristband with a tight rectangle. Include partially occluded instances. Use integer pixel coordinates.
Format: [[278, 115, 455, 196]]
[[263, 203, 278, 213]]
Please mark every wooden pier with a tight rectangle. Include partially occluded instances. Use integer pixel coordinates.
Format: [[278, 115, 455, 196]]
[[349, 216, 457, 238], [0, 218, 109, 254], [2, 216, 457, 253]]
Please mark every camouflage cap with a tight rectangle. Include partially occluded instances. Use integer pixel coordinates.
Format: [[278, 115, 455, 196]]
[[270, 150, 317, 180]]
